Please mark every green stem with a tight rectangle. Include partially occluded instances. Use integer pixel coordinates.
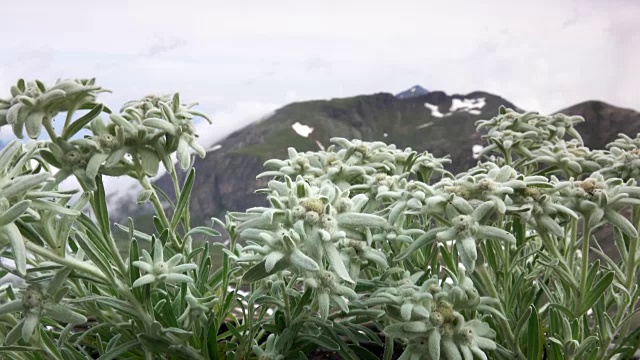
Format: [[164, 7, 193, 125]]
[[281, 281, 291, 325], [568, 218, 578, 269], [612, 207, 640, 351], [382, 336, 395, 360], [63, 108, 76, 130], [42, 117, 57, 140], [475, 265, 527, 360], [25, 242, 107, 282], [579, 215, 592, 300], [139, 176, 180, 249]]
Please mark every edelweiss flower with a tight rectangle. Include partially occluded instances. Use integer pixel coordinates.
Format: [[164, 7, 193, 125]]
[[132, 239, 198, 288]]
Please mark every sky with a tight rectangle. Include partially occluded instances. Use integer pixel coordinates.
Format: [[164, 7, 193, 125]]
[[1, 0, 638, 203]]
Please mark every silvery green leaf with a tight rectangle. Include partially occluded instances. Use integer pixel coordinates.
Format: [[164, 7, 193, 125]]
[[451, 196, 473, 214], [442, 336, 461, 360], [109, 113, 137, 136], [388, 201, 407, 225], [538, 215, 564, 238], [39, 89, 66, 103], [604, 209, 638, 238], [265, 251, 286, 272], [318, 292, 330, 319], [86, 152, 109, 180], [290, 249, 319, 272], [138, 147, 160, 176], [4, 320, 24, 345], [25, 111, 44, 139], [401, 303, 413, 320], [0, 141, 22, 172], [394, 228, 441, 261], [187, 110, 211, 124], [132, 274, 156, 288], [476, 225, 516, 244], [330, 294, 349, 313], [436, 228, 458, 242], [472, 202, 495, 222], [187, 136, 206, 158], [161, 273, 194, 284], [323, 242, 353, 283], [424, 330, 441, 360], [137, 189, 153, 204], [177, 138, 190, 170], [22, 312, 40, 342], [44, 304, 87, 324], [30, 199, 81, 216], [6, 102, 25, 125], [337, 213, 386, 228], [143, 118, 177, 135], [0, 222, 27, 275], [1, 172, 50, 198], [0, 299, 23, 316], [457, 237, 477, 271], [105, 147, 128, 167], [0, 200, 31, 226]]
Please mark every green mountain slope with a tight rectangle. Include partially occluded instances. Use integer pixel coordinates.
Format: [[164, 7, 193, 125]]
[[154, 90, 519, 224]]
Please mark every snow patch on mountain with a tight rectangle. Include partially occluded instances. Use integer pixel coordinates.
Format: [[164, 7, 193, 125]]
[[292, 122, 314, 137], [450, 98, 486, 112], [424, 103, 445, 118]]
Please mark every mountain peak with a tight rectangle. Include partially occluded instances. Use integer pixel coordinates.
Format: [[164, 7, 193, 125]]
[[396, 85, 429, 99]]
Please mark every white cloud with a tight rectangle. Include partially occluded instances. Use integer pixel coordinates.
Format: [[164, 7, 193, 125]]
[[0, 0, 636, 116], [194, 101, 280, 150]]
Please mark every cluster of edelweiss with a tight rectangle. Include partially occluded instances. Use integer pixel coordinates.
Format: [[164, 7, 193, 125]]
[[1, 78, 640, 358], [0, 79, 209, 344], [231, 108, 640, 359]]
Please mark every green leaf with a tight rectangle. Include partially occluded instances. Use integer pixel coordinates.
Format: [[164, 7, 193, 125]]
[[97, 340, 138, 360], [348, 345, 379, 360], [514, 306, 532, 339], [184, 226, 221, 239], [579, 271, 614, 316], [0, 346, 42, 353], [337, 213, 386, 228], [171, 168, 195, 231], [527, 305, 542, 360], [299, 335, 340, 351], [242, 258, 291, 283], [62, 104, 104, 140], [0, 200, 31, 226], [92, 175, 112, 241]]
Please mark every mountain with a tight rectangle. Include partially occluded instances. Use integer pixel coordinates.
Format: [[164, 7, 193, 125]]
[[140, 92, 640, 238], [396, 85, 429, 99], [556, 100, 640, 150], [154, 90, 518, 225]]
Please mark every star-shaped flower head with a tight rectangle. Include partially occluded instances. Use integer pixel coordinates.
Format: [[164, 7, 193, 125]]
[[0, 78, 105, 139], [0, 270, 87, 344], [131, 239, 198, 288], [122, 93, 211, 171], [0, 141, 79, 275]]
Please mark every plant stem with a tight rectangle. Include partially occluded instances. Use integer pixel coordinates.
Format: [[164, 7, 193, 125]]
[[579, 215, 592, 299], [568, 218, 578, 269], [475, 264, 527, 360], [25, 242, 107, 282], [383, 336, 394, 360], [139, 176, 180, 249], [42, 117, 57, 140], [63, 108, 76, 130]]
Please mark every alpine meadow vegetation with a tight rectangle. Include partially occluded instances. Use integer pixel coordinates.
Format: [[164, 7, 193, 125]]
[[0, 78, 638, 359]]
